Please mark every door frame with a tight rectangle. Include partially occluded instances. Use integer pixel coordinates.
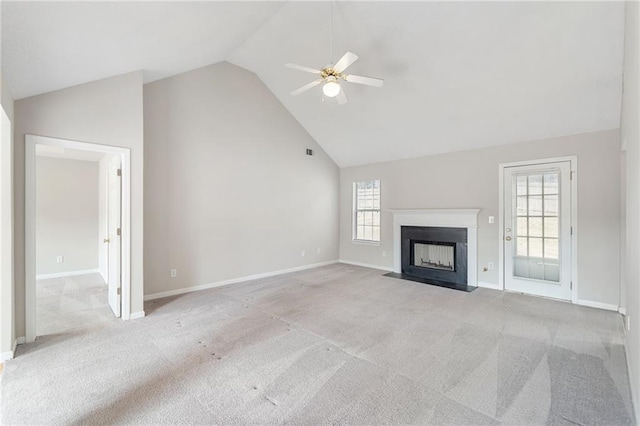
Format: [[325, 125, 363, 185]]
[[106, 155, 122, 318], [1, 106, 14, 361], [498, 156, 578, 303], [25, 134, 132, 343]]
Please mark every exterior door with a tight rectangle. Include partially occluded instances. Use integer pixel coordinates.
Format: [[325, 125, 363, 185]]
[[107, 156, 121, 317], [503, 161, 572, 300]]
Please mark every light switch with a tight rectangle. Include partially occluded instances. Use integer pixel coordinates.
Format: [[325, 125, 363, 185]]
[[488, 216, 495, 224]]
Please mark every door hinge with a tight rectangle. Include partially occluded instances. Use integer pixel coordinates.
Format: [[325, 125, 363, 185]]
[[117, 287, 121, 296], [570, 226, 573, 235], [117, 228, 121, 236], [570, 281, 573, 290], [117, 168, 122, 177], [570, 171, 575, 180]]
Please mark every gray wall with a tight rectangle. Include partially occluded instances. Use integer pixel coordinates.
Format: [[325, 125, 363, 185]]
[[143, 62, 339, 297], [622, 0, 640, 419], [35, 157, 99, 276], [14, 71, 144, 337], [340, 129, 621, 306], [0, 74, 15, 357]]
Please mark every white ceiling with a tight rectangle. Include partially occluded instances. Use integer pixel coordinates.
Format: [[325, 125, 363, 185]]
[[1, 1, 625, 167]]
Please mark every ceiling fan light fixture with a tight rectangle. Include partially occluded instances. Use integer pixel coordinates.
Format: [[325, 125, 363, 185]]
[[322, 78, 341, 97]]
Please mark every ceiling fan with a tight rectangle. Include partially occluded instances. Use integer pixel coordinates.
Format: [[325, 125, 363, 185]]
[[285, 0, 383, 104], [285, 52, 384, 105]]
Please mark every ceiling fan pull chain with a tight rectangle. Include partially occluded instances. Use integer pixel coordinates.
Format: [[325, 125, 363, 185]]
[[330, 0, 334, 64]]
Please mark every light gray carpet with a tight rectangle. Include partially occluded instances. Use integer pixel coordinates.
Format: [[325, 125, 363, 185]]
[[1, 264, 635, 425], [36, 273, 114, 336]]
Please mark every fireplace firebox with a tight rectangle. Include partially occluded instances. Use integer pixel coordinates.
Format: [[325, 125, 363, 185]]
[[400, 226, 468, 288], [412, 241, 456, 271]]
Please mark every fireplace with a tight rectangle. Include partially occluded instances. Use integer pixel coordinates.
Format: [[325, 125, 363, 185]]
[[388, 209, 479, 291], [401, 226, 468, 287]]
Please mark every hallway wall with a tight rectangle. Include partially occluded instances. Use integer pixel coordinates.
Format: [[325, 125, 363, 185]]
[[35, 157, 99, 276]]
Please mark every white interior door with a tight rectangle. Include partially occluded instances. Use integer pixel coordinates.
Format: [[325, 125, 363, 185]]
[[107, 156, 121, 317], [503, 161, 572, 300]]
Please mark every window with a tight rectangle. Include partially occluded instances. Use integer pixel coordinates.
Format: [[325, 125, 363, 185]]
[[353, 180, 380, 242], [514, 172, 560, 282]]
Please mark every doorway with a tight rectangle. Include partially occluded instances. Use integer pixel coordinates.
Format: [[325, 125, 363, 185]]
[[499, 157, 577, 302], [25, 135, 132, 342]]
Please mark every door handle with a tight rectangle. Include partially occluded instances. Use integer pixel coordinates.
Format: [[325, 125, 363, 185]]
[[505, 236, 512, 241], [103, 238, 110, 243]]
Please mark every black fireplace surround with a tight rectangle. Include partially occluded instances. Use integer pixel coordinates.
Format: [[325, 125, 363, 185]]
[[401, 226, 468, 287]]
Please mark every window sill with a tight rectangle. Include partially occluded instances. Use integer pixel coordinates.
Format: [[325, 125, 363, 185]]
[[352, 239, 380, 247]]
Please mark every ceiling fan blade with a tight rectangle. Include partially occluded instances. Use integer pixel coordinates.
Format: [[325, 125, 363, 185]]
[[345, 74, 384, 88], [333, 52, 359, 73], [285, 63, 322, 74], [291, 79, 322, 96], [336, 88, 348, 105]]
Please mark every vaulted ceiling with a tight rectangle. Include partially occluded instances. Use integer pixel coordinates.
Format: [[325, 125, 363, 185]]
[[1, 1, 625, 167]]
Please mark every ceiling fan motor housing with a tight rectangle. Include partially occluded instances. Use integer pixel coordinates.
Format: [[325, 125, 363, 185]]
[[321, 68, 343, 81]]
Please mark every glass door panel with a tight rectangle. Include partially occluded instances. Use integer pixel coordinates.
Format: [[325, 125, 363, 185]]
[[513, 172, 561, 283]]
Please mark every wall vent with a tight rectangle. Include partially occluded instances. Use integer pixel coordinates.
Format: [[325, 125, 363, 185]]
[[306, 149, 314, 156]]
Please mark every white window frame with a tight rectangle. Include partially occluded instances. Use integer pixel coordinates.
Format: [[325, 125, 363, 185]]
[[352, 179, 381, 245]]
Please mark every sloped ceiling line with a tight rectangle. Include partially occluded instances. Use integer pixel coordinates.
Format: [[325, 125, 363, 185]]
[[2, 1, 625, 167]]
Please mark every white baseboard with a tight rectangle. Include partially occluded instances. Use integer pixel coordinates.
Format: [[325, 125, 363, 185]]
[[577, 299, 619, 312], [0, 339, 17, 362], [474, 285, 620, 313], [36, 268, 100, 280], [129, 311, 145, 320], [144, 260, 339, 301], [338, 260, 394, 272], [477, 281, 502, 290], [16, 336, 25, 345], [619, 307, 627, 315], [0, 349, 13, 362]]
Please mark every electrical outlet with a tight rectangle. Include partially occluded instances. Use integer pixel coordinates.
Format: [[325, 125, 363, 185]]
[[301, 251, 305, 257], [382, 250, 387, 257], [56, 256, 64, 264], [170, 269, 177, 278], [488, 262, 494, 270]]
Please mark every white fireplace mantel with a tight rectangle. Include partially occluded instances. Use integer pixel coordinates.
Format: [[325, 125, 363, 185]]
[[389, 209, 480, 286]]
